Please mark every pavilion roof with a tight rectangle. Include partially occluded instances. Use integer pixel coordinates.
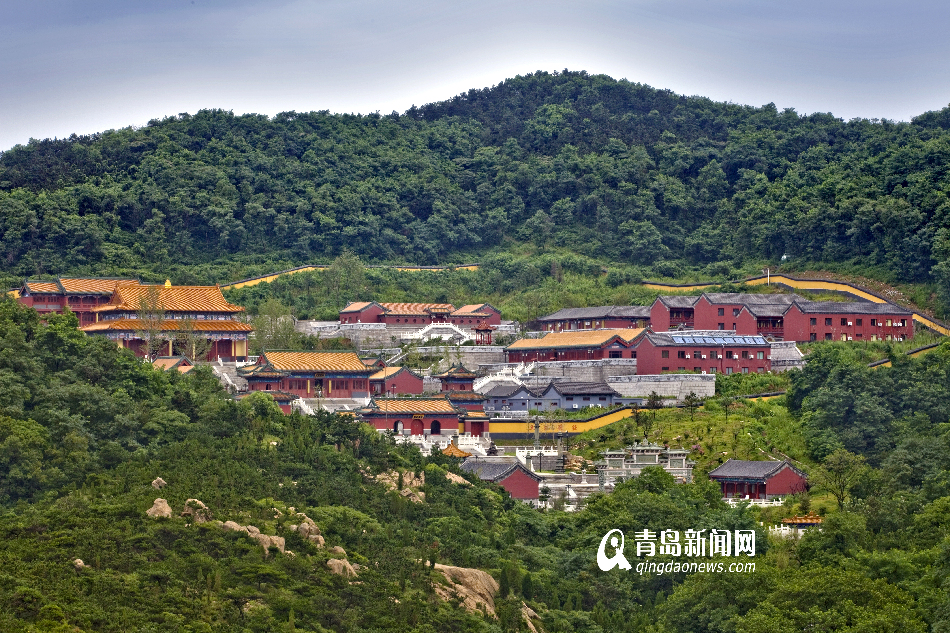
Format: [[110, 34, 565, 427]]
[[442, 444, 472, 458], [81, 319, 253, 333], [433, 363, 478, 379], [256, 351, 370, 373], [363, 397, 460, 415], [93, 284, 244, 313]]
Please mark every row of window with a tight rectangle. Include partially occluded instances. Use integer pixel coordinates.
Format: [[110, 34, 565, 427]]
[[661, 350, 766, 360], [717, 308, 742, 317], [809, 333, 905, 342], [809, 317, 906, 327]]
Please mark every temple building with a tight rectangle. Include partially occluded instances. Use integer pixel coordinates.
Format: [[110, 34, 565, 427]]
[[505, 329, 646, 363], [358, 397, 464, 436], [369, 366, 425, 396], [239, 351, 373, 398], [434, 364, 478, 392], [339, 302, 502, 327], [79, 281, 252, 360], [16, 277, 140, 327], [708, 459, 808, 500]]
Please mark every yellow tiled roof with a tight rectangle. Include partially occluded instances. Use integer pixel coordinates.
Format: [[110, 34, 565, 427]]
[[59, 278, 139, 294], [81, 319, 253, 332], [262, 351, 369, 373], [380, 302, 454, 315], [370, 367, 406, 380], [24, 281, 61, 293], [341, 301, 376, 312], [507, 328, 647, 350], [94, 285, 244, 313], [443, 444, 472, 457], [369, 398, 460, 414], [152, 357, 195, 372]]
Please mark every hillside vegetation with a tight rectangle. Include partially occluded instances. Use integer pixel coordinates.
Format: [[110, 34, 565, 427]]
[[2, 71, 950, 313]]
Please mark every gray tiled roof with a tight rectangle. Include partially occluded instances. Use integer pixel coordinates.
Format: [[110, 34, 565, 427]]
[[538, 305, 651, 321], [708, 459, 804, 480], [460, 457, 543, 482], [548, 381, 620, 396], [793, 301, 912, 315], [702, 293, 803, 305], [658, 296, 700, 308], [485, 384, 536, 398]]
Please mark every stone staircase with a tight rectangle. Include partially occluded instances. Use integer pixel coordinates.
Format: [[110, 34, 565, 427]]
[[212, 361, 248, 393]]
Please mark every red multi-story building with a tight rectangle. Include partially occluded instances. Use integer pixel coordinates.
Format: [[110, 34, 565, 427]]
[[692, 293, 801, 335], [369, 366, 424, 396], [16, 277, 140, 326], [649, 296, 698, 331], [80, 282, 252, 360], [505, 329, 646, 363], [633, 330, 772, 375], [782, 301, 913, 342], [536, 306, 651, 332], [650, 292, 915, 343], [339, 302, 502, 326], [239, 351, 373, 398]]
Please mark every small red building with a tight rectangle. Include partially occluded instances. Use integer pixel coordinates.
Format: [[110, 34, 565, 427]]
[[505, 329, 646, 363], [473, 321, 497, 345], [537, 306, 651, 332], [633, 330, 772, 375], [369, 366, 424, 396], [708, 459, 808, 499], [358, 397, 463, 436], [339, 302, 502, 327], [460, 457, 542, 503], [239, 351, 373, 398], [434, 364, 478, 391], [444, 390, 488, 412]]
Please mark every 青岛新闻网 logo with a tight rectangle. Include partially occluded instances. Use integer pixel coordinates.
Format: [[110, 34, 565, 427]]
[[596, 528, 757, 574]]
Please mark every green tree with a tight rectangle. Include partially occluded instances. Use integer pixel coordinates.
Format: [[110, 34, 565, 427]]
[[812, 449, 868, 510]]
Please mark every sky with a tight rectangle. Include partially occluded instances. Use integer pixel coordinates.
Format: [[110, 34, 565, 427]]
[[2, 0, 950, 151]]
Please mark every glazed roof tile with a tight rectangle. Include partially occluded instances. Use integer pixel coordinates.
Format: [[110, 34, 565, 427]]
[[24, 281, 63, 293], [81, 319, 253, 332], [260, 351, 370, 373], [93, 285, 244, 313], [151, 356, 195, 372], [452, 303, 498, 316], [434, 363, 478, 379], [379, 302, 455, 315], [366, 397, 460, 414], [59, 278, 140, 294], [340, 301, 379, 313], [370, 366, 421, 380], [507, 328, 646, 351]]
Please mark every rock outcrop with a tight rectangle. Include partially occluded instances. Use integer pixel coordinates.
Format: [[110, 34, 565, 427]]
[[180, 499, 212, 523], [432, 564, 499, 615], [73, 558, 87, 571], [445, 472, 471, 486], [220, 521, 285, 556], [146, 498, 173, 519], [151, 477, 167, 489], [327, 558, 357, 578], [287, 513, 325, 547]]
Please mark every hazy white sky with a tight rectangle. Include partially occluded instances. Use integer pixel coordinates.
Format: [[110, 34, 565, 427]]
[[3, 0, 950, 150]]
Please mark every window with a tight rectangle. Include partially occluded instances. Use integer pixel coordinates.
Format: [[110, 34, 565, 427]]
[[726, 351, 734, 359], [809, 317, 817, 326], [825, 333, 832, 340], [756, 367, 764, 373], [694, 367, 701, 372], [535, 402, 542, 407], [886, 319, 892, 326], [678, 366, 686, 371], [718, 308, 724, 316], [810, 333, 817, 341], [757, 351, 764, 359], [856, 318, 862, 326], [709, 367, 717, 373], [631, 351, 637, 359], [694, 351, 701, 359], [662, 367, 669, 372], [677, 351, 687, 359], [825, 318, 832, 326], [566, 397, 573, 401], [725, 367, 733, 375], [742, 367, 749, 374], [710, 351, 719, 359], [599, 397, 607, 401], [741, 351, 749, 359], [583, 397, 591, 401], [718, 323, 725, 330], [841, 318, 848, 326], [661, 350, 670, 358], [900, 319, 906, 327], [733, 308, 741, 317], [732, 323, 737, 330], [841, 334, 848, 341], [871, 319, 877, 326], [609, 350, 622, 359]]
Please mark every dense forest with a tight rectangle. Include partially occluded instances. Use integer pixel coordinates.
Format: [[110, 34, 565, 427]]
[[2, 296, 950, 632], [2, 71, 950, 313]]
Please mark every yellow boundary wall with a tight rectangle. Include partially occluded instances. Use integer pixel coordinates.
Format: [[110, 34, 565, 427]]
[[219, 264, 481, 291], [489, 407, 634, 437]]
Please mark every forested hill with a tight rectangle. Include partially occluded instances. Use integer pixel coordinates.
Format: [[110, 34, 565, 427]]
[[2, 70, 949, 298]]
